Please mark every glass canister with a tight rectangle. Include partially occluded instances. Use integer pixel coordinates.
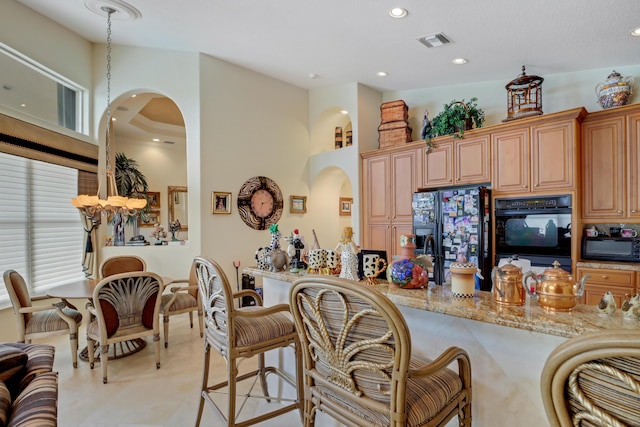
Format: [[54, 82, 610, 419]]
[[596, 70, 634, 109]]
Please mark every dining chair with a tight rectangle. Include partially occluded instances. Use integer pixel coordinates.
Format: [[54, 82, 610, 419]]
[[289, 276, 473, 427], [160, 265, 203, 348], [193, 256, 303, 427], [99, 255, 146, 278], [2, 270, 83, 368], [85, 271, 163, 384], [541, 329, 640, 427]]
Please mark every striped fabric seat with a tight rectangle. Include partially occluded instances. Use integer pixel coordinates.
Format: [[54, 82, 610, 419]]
[[194, 256, 303, 427], [161, 292, 196, 312], [25, 309, 82, 335], [2, 343, 55, 395], [290, 277, 473, 427], [159, 266, 203, 348], [7, 371, 57, 427]]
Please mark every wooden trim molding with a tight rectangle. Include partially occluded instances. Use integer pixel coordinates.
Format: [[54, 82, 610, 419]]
[[0, 112, 98, 172]]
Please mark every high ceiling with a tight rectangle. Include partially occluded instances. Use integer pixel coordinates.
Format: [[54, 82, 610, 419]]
[[15, 0, 640, 93]]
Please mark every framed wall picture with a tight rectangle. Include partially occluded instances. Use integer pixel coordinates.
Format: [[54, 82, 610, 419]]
[[212, 191, 232, 214], [146, 191, 160, 209], [290, 195, 307, 213], [339, 197, 352, 216], [139, 210, 160, 227]]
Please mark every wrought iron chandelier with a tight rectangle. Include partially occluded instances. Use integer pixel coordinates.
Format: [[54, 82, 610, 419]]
[[71, 5, 146, 222]]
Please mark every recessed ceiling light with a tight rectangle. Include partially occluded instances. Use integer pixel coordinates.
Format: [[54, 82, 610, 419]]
[[309, 73, 319, 79], [152, 138, 160, 142], [389, 8, 408, 18], [452, 58, 468, 65], [631, 27, 640, 37], [340, 110, 348, 115], [377, 71, 389, 77], [131, 94, 137, 97], [20, 103, 26, 107]]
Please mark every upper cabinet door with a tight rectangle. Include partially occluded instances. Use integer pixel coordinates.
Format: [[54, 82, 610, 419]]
[[391, 150, 420, 222], [531, 120, 575, 191], [491, 128, 529, 193], [627, 113, 640, 217], [363, 154, 390, 223], [455, 135, 490, 185], [421, 140, 453, 188], [582, 117, 625, 219]]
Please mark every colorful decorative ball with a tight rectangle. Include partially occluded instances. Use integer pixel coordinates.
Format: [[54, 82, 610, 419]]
[[389, 258, 429, 289]]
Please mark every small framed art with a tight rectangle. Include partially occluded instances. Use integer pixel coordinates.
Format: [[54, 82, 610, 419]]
[[290, 195, 307, 213], [212, 191, 232, 214], [139, 210, 160, 227], [339, 197, 352, 216], [146, 191, 160, 209]]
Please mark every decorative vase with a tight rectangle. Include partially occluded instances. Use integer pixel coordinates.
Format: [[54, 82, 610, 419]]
[[596, 70, 634, 109], [112, 212, 125, 247], [266, 248, 288, 272], [388, 235, 429, 289]]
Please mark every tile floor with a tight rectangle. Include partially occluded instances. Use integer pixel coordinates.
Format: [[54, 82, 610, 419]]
[[41, 315, 304, 427]]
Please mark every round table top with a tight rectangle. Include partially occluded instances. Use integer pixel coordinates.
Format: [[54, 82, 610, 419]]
[[46, 276, 173, 299]]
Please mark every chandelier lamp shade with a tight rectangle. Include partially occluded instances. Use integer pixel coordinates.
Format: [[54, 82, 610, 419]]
[[71, 3, 146, 222]]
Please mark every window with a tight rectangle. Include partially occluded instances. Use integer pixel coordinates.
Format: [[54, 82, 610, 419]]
[[0, 152, 84, 307]]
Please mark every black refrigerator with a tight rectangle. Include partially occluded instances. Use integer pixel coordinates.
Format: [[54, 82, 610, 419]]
[[412, 186, 492, 291]]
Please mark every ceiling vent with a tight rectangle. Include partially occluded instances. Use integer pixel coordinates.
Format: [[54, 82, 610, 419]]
[[164, 140, 176, 145], [417, 33, 453, 48]]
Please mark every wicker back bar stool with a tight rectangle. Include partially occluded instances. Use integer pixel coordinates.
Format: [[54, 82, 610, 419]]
[[193, 256, 303, 427], [290, 276, 472, 427]]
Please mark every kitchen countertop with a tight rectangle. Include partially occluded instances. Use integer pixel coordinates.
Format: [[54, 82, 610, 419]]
[[576, 260, 640, 271], [245, 267, 638, 339]]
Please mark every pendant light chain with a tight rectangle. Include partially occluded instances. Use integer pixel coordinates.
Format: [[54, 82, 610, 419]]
[[104, 6, 115, 172]]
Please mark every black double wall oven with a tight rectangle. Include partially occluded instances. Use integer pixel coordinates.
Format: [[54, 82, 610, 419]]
[[494, 194, 573, 271]]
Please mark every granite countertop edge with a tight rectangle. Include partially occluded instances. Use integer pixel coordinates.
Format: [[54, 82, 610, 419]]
[[244, 267, 638, 339]]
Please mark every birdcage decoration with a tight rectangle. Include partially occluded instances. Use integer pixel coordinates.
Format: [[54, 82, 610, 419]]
[[503, 66, 544, 122]]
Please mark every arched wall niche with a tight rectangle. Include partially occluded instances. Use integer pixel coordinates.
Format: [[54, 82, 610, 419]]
[[97, 89, 188, 244], [307, 165, 354, 248], [309, 106, 352, 155]]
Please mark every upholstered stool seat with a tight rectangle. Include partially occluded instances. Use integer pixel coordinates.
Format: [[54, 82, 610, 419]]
[[25, 309, 83, 335], [159, 266, 203, 348], [193, 256, 303, 427]]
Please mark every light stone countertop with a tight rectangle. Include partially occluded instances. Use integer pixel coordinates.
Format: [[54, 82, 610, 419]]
[[244, 267, 639, 339], [576, 260, 640, 271]]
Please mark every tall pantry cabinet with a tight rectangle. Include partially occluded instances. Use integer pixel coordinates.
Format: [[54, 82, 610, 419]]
[[362, 144, 422, 258]]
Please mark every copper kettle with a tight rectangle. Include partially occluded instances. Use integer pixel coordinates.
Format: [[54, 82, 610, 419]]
[[522, 261, 589, 312], [491, 258, 526, 306]]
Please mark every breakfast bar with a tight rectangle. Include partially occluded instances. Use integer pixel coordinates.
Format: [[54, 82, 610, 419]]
[[244, 267, 633, 427]]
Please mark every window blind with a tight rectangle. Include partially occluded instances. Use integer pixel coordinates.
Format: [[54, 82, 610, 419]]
[[0, 152, 84, 307]]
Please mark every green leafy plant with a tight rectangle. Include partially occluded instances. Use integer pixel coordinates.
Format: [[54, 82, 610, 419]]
[[425, 98, 485, 150], [115, 152, 149, 226]]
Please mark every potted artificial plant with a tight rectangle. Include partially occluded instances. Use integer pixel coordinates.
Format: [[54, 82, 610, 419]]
[[424, 97, 486, 152], [115, 152, 149, 238]]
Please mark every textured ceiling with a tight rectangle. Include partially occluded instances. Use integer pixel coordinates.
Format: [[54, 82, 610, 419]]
[[15, 0, 640, 92]]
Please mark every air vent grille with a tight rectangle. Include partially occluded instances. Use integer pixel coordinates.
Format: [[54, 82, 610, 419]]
[[417, 33, 453, 48]]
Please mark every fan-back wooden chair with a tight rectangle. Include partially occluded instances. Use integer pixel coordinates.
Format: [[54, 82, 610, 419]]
[[85, 271, 163, 383], [3, 270, 83, 368], [541, 329, 640, 427], [159, 265, 203, 347], [193, 256, 303, 427], [289, 276, 473, 427], [99, 255, 146, 278]]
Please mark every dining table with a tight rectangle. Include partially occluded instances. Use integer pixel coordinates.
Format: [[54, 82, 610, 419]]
[[46, 275, 173, 361]]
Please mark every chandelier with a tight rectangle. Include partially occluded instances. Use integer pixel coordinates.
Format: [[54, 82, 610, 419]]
[[71, 5, 146, 222]]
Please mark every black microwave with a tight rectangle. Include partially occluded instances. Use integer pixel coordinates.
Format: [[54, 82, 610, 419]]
[[581, 236, 640, 262]]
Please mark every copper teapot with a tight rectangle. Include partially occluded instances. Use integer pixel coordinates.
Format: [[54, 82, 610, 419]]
[[522, 261, 589, 312], [491, 258, 526, 306]]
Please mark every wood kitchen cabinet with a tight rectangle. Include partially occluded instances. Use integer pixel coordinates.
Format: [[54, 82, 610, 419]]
[[362, 146, 421, 258], [420, 133, 490, 188], [577, 266, 635, 307], [581, 105, 640, 221], [492, 118, 577, 194]]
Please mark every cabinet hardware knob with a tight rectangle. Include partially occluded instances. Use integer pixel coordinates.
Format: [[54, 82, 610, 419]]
[[534, 184, 539, 187], [448, 179, 452, 182], [617, 210, 623, 214], [633, 210, 638, 213], [602, 275, 608, 279], [523, 185, 527, 188]]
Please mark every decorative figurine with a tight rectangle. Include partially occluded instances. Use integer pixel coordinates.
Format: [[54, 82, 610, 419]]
[[255, 224, 288, 272], [335, 226, 359, 281], [420, 109, 432, 140], [169, 219, 181, 241], [285, 229, 307, 273], [597, 291, 617, 317], [621, 293, 640, 320]]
